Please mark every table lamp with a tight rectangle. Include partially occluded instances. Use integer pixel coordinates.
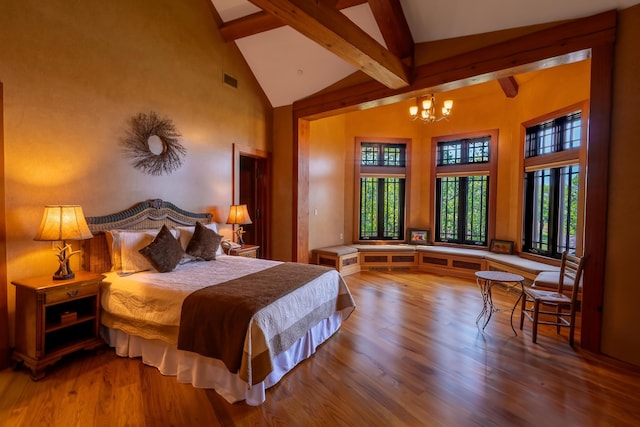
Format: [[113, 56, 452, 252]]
[[225, 204, 252, 247], [34, 205, 94, 280]]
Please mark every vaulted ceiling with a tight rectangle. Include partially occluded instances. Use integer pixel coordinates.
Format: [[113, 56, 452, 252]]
[[210, 0, 640, 108]]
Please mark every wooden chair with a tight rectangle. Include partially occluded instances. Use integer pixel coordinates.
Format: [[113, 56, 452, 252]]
[[519, 251, 586, 346]]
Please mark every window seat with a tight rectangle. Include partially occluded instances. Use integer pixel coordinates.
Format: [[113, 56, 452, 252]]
[[484, 253, 559, 283], [312, 245, 360, 275], [312, 244, 559, 281], [350, 244, 418, 271]]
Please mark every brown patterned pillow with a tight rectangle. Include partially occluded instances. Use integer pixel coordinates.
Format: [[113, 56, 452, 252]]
[[186, 221, 223, 261], [139, 225, 184, 272]]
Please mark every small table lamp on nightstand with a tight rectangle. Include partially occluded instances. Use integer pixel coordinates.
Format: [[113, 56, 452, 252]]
[[33, 205, 94, 280], [226, 204, 252, 247]]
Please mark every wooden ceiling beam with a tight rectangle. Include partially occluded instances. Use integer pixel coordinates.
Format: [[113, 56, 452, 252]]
[[293, 10, 616, 119], [367, 0, 414, 64], [498, 76, 519, 98], [247, 0, 410, 89], [219, 0, 368, 42]]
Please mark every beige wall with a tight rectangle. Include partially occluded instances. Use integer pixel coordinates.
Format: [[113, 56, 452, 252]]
[[0, 0, 271, 342]]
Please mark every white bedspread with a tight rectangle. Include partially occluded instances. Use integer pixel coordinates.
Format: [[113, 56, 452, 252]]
[[101, 255, 355, 388], [101, 255, 281, 330]]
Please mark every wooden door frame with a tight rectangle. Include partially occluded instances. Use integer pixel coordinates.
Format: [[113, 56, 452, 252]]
[[232, 144, 271, 259], [0, 82, 9, 369]]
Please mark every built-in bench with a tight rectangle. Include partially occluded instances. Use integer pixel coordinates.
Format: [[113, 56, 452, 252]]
[[351, 244, 418, 271], [312, 245, 360, 275], [312, 243, 559, 282]]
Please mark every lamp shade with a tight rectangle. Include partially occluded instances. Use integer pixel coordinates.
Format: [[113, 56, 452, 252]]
[[226, 204, 252, 225], [34, 205, 93, 241]]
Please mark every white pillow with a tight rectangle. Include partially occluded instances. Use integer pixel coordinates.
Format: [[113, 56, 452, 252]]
[[177, 223, 222, 256], [118, 230, 158, 274]]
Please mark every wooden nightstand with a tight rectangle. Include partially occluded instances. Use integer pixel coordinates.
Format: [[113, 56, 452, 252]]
[[11, 271, 105, 380], [229, 244, 260, 258]]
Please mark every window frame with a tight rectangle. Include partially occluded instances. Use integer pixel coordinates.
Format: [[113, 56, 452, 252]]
[[354, 137, 411, 243], [430, 130, 498, 248], [520, 102, 588, 259]]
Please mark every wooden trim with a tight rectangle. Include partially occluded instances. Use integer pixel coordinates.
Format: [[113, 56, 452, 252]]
[[367, 0, 414, 62], [293, 118, 310, 262], [581, 43, 614, 352], [430, 129, 499, 248], [498, 76, 519, 98], [352, 136, 412, 244], [0, 82, 9, 369], [519, 100, 589, 255], [292, 10, 615, 120], [233, 144, 272, 259]]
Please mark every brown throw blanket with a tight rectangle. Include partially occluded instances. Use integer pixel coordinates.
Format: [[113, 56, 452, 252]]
[[177, 262, 354, 384]]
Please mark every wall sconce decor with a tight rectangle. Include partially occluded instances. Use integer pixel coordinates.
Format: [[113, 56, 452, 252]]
[[225, 204, 252, 246], [34, 205, 94, 280], [409, 93, 453, 123]]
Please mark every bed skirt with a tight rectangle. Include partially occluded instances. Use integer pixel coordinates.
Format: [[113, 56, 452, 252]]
[[102, 312, 343, 406]]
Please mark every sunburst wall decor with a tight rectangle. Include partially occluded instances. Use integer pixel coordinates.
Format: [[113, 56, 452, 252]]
[[121, 111, 186, 176]]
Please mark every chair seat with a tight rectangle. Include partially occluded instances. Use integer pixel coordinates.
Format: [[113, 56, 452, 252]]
[[520, 251, 585, 346], [526, 288, 571, 304], [533, 271, 575, 291]]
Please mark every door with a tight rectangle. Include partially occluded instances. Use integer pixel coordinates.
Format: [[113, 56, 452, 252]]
[[234, 145, 270, 258]]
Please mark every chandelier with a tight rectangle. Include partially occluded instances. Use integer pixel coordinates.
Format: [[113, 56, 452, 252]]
[[409, 93, 453, 123]]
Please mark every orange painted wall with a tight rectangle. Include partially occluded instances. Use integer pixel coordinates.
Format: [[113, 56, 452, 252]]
[[308, 60, 590, 249], [308, 115, 347, 251], [0, 0, 272, 345]]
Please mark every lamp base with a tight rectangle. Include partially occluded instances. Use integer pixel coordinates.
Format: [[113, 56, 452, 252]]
[[53, 259, 74, 281], [235, 227, 246, 247]]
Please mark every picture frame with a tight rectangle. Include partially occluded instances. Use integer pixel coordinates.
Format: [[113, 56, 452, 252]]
[[408, 228, 430, 245], [489, 239, 515, 254]]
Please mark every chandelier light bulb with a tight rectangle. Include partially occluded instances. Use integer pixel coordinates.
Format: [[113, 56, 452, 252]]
[[409, 93, 453, 123]]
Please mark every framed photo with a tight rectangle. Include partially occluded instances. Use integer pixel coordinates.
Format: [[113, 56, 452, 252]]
[[489, 239, 514, 254], [408, 228, 430, 245]]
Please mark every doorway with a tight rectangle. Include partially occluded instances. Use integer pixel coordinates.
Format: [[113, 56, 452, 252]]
[[233, 144, 270, 258]]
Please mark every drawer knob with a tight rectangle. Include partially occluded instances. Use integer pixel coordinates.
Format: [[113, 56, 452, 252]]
[[67, 289, 79, 297]]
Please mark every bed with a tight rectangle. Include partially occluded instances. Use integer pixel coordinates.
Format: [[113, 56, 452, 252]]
[[82, 199, 355, 405]]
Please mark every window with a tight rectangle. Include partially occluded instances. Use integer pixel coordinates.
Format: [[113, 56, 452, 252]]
[[432, 133, 497, 246], [356, 139, 409, 241], [522, 110, 584, 258]]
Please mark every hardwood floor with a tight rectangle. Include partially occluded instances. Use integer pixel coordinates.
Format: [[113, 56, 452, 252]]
[[1, 270, 639, 426]]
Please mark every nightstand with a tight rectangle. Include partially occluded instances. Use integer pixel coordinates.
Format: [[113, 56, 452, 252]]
[[11, 271, 105, 380], [229, 244, 260, 258]]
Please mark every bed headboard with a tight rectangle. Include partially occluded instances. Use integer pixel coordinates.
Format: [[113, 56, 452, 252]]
[[83, 199, 213, 273]]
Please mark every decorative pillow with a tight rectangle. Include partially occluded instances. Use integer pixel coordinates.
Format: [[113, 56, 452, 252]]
[[185, 221, 223, 261], [104, 230, 123, 271], [138, 225, 184, 272], [177, 222, 223, 256], [105, 229, 157, 272], [118, 230, 158, 273]]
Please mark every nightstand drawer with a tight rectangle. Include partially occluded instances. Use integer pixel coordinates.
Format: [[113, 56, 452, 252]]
[[229, 244, 259, 258], [45, 282, 100, 304]]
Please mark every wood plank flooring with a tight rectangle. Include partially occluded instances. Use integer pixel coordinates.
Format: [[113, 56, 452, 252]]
[[1, 270, 639, 426]]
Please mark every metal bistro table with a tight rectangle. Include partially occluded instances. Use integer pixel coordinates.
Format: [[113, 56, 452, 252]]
[[475, 270, 525, 335]]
